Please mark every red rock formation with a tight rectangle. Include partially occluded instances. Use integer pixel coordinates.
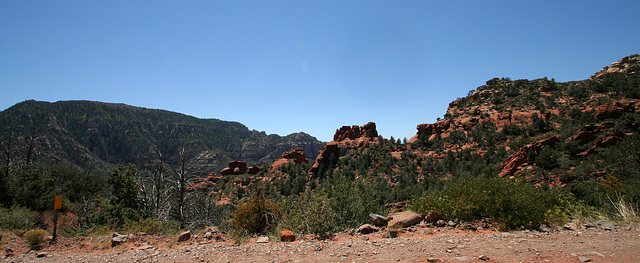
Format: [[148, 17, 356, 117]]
[[593, 100, 640, 120], [498, 136, 561, 177], [247, 164, 261, 175], [220, 161, 248, 176], [269, 148, 309, 171], [580, 131, 627, 156], [333, 122, 379, 141], [309, 122, 379, 176], [591, 55, 640, 79], [281, 148, 309, 164]]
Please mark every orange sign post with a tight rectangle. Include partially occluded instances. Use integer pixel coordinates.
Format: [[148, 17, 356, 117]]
[[54, 195, 63, 210], [51, 195, 63, 243]]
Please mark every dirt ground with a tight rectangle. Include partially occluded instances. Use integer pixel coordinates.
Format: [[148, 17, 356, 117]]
[[2, 225, 639, 262]]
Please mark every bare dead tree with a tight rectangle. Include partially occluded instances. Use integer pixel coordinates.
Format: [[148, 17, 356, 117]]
[[139, 149, 172, 221], [170, 147, 194, 228]]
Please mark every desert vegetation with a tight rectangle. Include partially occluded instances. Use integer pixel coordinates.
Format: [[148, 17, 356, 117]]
[[1, 55, 639, 250]]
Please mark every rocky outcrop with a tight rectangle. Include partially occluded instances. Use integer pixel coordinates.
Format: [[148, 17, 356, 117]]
[[580, 131, 627, 156], [220, 161, 248, 176], [269, 148, 309, 171], [571, 122, 615, 145], [498, 136, 561, 177], [591, 54, 640, 79], [333, 122, 379, 141], [592, 100, 640, 120], [309, 122, 379, 176], [247, 164, 261, 175]]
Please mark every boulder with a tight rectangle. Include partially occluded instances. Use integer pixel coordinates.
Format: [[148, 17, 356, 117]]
[[387, 211, 424, 228], [280, 229, 296, 242], [177, 230, 191, 242], [111, 232, 127, 246], [357, 224, 379, 234], [424, 212, 445, 223], [369, 213, 389, 227]]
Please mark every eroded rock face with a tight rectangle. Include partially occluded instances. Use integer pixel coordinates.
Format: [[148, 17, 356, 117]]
[[498, 136, 561, 178], [247, 164, 261, 174], [591, 54, 640, 79], [309, 122, 379, 176], [220, 161, 248, 176], [281, 148, 309, 163], [593, 100, 640, 120], [333, 122, 379, 141], [269, 148, 309, 171]]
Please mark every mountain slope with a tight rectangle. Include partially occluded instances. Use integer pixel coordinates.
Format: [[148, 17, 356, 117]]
[[0, 100, 325, 176]]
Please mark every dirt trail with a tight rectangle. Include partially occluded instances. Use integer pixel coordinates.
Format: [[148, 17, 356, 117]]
[[3, 227, 639, 262]]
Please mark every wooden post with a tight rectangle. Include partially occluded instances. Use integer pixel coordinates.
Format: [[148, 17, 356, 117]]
[[51, 195, 63, 244]]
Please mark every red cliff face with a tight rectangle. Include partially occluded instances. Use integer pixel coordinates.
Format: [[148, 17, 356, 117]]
[[308, 122, 379, 176]]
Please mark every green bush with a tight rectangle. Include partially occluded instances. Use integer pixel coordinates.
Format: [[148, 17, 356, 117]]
[[123, 218, 180, 236], [280, 192, 338, 239], [23, 229, 49, 249], [229, 190, 282, 235], [410, 177, 572, 230], [0, 206, 38, 231]]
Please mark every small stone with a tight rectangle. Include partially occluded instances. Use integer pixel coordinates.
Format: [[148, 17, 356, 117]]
[[256, 236, 269, 243], [479, 255, 490, 261], [358, 224, 379, 234], [427, 257, 440, 262], [36, 252, 48, 258], [595, 220, 614, 230], [112, 232, 128, 246], [578, 256, 591, 262], [137, 245, 154, 250], [563, 222, 578, 231], [383, 230, 399, 238]]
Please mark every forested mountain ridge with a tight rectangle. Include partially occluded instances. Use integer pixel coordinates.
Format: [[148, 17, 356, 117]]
[[0, 100, 324, 177]]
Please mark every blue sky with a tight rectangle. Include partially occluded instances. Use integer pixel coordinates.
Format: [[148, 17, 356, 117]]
[[1, 1, 639, 142]]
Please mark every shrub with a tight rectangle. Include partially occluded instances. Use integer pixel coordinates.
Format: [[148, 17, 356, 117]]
[[23, 229, 49, 249], [410, 177, 572, 230], [280, 192, 338, 239], [0, 206, 38, 230], [229, 190, 282, 236], [123, 218, 180, 236]]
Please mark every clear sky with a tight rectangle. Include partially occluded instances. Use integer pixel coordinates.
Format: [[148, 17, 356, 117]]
[[1, 1, 639, 142]]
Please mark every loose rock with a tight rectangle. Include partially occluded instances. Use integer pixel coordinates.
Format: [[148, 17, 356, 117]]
[[178, 231, 191, 242], [358, 224, 379, 234], [369, 213, 389, 227], [387, 211, 423, 228], [112, 232, 128, 247], [280, 229, 296, 242]]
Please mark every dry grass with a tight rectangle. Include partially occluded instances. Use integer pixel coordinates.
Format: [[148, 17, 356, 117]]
[[608, 194, 640, 227]]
